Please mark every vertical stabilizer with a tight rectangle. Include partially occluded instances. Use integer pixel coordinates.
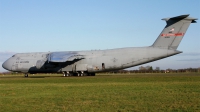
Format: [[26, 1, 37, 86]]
[[152, 14, 197, 49]]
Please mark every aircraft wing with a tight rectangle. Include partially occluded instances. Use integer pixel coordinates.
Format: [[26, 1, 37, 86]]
[[48, 52, 84, 62]]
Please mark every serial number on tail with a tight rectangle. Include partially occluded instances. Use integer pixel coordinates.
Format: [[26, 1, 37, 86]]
[[161, 33, 184, 37]]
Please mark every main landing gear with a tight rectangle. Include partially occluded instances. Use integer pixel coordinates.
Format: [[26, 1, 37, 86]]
[[63, 71, 73, 77], [62, 71, 95, 77], [77, 71, 88, 77]]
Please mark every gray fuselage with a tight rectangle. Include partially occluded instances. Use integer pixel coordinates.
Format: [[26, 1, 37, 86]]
[[3, 47, 181, 74]]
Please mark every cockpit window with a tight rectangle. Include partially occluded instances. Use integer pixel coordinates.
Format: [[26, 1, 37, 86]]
[[12, 55, 15, 57]]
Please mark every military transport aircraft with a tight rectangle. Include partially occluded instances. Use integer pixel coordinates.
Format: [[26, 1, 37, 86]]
[[2, 14, 197, 77]]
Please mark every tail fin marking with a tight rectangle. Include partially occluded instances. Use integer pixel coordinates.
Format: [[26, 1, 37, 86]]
[[152, 14, 197, 49]]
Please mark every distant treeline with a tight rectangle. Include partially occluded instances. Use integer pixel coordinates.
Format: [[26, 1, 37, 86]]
[[1, 67, 200, 74], [111, 68, 200, 73]]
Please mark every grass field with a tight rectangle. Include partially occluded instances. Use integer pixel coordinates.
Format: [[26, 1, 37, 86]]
[[0, 73, 200, 112]]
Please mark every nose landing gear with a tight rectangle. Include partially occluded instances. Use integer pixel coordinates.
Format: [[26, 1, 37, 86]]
[[62, 71, 91, 77], [24, 73, 28, 77]]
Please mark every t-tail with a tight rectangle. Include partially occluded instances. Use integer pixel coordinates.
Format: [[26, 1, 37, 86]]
[[152, 14, 197, 49]]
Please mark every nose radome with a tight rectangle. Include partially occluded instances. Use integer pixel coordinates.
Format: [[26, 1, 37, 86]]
[[2, 59, 12, 71]]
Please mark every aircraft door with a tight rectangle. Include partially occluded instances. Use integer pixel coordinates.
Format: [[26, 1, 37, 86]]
[[102, 63, 105, 70], [72, 64, 76, 72]]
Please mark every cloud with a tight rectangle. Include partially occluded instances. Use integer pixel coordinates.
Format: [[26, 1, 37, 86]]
[[0, 52, 16, 72], [178, 52, 200, 56], [177, 59, 200, 61]]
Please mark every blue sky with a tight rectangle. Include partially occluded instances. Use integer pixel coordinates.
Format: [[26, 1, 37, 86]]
[[0, 0, 200, 72]]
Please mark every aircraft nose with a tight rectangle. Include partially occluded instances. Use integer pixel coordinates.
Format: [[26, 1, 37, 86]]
[[2, 59, 12, 71]]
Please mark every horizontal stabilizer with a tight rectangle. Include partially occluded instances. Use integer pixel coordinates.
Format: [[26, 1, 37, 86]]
[[162, 14, 198, 23]]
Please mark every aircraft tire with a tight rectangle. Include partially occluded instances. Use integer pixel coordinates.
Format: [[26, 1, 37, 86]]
[[66, 72, 71, 77], [68, 73, 72, 76], [63, 72, 66, 77], [24, 74, 28, 77]]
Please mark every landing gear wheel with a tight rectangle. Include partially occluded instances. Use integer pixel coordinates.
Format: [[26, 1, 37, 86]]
[[24, 74, 28, 77], [68, 73, 72, 76], [63, 72, 67, 77], [77, 73, 81, 77], [66, 72, 72, 77], [79, 72, 88, 76]]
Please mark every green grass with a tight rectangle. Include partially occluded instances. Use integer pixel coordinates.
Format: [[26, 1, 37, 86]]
[[0, 73, 200, 112]]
